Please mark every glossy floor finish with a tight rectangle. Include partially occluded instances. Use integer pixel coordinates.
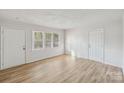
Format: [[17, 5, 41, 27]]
[[0, 55, 123, 83]]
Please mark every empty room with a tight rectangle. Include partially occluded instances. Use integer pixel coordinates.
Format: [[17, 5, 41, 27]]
[[0, 9, 124, 83]]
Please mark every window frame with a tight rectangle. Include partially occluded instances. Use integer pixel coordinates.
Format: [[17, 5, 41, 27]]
[[53, 33, 60, 48], [32, 31, 44, 50], [45, 32, 53, 48], [32, 31, 60, 50]]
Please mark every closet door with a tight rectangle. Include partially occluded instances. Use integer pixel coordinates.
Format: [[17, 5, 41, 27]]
[[3, 28, 26, 69], [89, 29, 104, 63]]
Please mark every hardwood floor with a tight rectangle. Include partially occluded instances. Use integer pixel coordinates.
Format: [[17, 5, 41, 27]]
[[0, 55, 123, 83]]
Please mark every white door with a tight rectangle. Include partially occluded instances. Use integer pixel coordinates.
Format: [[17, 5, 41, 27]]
[[89, 29, 104, 63], [3, 29, 26, 69]]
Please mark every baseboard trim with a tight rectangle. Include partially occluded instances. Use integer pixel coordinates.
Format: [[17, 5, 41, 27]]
[[0, 54, 65, 71], [28, 54, 65, 63]]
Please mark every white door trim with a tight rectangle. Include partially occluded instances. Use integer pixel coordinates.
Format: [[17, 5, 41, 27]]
[[0, 27, 4, 69], [1, 27, 26, 69]]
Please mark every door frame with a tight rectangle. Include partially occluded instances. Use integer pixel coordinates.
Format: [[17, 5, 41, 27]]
[[0, 26, 4, 69], [0, 27, 26, 70], [88, 28, 105, 63], [0, 27, 1, 69]]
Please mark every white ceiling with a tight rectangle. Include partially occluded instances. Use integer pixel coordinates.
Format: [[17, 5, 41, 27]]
[[0, 9, 123, 29]]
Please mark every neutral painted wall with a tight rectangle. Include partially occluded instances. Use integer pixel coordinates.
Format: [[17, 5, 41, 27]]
[[0, 19, 64, 65], [104, 22, 123, 67], [65, 18, 123, 67], [26, 29, 64, 63], [65, 27, 89, 58]]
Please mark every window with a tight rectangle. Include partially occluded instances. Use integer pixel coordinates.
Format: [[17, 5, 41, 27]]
[[53, 33, 59, 47], [32, 32, 59, 49], [33, 31, 43, 49], [45, 33, 52, 48]]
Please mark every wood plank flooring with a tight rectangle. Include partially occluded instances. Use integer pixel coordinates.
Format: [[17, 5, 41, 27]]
[[0, 55, 123, 83]]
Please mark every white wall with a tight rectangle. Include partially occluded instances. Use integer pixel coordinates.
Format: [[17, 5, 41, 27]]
[[65, 17, 123, 68], [65, 27, 89, 58], [104, 22, 123, 67], [0, 19, 64, 64], [26, 29, 64, 63]]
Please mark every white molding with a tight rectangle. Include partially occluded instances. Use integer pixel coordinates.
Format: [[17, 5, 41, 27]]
[[0, 26, 2, 69], [0, 26, 4, 70], [122, 15, 124, 75]]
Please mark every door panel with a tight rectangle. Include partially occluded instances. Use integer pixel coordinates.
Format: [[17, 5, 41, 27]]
[[89, 29, 104, 63], [3, 29, 25, 69]]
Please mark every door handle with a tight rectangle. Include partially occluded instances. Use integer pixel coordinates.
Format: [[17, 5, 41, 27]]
[[23, 46, 26, 50], [23, 47, 26, 50]]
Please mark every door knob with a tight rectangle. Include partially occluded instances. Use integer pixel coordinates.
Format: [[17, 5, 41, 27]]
[[23, 47, 26, 50], [23, 46, 26, 50]]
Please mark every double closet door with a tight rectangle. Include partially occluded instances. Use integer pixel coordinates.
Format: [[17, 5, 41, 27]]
[[1, 28, 26, 69], [88, 29, 104, 63]]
